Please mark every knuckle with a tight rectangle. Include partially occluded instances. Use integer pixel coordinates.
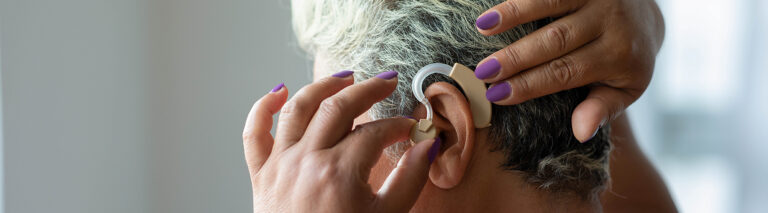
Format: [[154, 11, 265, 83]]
[[612, 41, 648, 70], [242, 131, 254, 142], [547, 57, 573, 84], [279, 79, 340, 116], [512, 77, 532, 99], [613, 40, 634, 57], [316, 163, 339, 184], [277, 152, 297, 169], [501, 0, 521, 19], [303, 152, 340, 184], [548, 56, 583, 85], [546, 0, 566, 9], [352, 123, 382, 138], [502, 46, 523, 69], [552, 67, 573, 86], [606, 1, 628, 19], [546, 23, 571, 53], [318, 96, 346, 116], [279, 99, 306, 116], [281, 83, 321, 115]]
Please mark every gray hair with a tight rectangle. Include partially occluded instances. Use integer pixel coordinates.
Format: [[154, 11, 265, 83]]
[[292, 0, 611, 200]]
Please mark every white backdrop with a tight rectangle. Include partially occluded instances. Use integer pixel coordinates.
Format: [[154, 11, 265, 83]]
[[629, 0, 768, 212], [2, 0, 767, 213]]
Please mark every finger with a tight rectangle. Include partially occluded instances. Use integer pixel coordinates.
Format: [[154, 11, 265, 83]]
[[302, 71, 399, 149], [338, 117, 416, 173], [273, 72, 354, 151], [485, 39, 609, 105], [243, 83, 288, 175], [375, 138, 441, 213], [475, 0, 587, 35], [572, 86, 638, 143], [475, 8, 604, 82]]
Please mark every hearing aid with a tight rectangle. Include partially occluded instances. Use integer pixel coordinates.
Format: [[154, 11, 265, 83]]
[[409, 63, 492, 143]]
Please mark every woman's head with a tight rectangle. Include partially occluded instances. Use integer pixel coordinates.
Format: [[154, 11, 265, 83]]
[[292, 0, 610, 200]]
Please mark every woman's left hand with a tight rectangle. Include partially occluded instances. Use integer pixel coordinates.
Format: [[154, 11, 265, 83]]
[[474, 0, 665, 142]]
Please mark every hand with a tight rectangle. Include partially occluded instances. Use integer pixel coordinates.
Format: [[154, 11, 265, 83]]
[[474, 0, 665, 142], [242, 71, 440, 212]]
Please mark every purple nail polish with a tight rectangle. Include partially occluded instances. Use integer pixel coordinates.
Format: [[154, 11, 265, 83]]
[[403, 116, 417, 121], [332, 70, 354, 78], [428, 137, 441, 164], [476, 11, 500, 30], [486, 83, 511, 102], [270, 83, 285, 93], [375, 70, 399, 80], [475, 58, 501, 79]]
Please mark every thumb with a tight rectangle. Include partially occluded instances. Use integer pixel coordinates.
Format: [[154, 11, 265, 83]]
[[572, 86, 636, 142], [374, 137, 441, 212]]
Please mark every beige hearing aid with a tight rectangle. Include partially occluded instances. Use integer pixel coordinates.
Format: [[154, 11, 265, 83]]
[[409, 63, 492, 143]]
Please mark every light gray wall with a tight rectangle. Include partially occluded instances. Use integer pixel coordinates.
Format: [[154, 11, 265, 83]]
[[1, 0, 310, 212], [145, 0, 310, 212], [1, 0, 149, 212], [0, 9, 5, 212]]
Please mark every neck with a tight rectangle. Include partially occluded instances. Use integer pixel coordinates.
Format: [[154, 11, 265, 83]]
[[411, 137, 601, 212]]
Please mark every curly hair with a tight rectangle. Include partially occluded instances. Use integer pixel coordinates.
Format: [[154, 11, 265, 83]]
[[291, 0, 611, 200]]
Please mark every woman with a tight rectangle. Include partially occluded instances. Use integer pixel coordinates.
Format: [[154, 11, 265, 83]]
[[244, 0, 672, 212]]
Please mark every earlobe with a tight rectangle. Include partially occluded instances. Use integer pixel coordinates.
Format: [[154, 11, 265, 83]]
[[419, 82, 476, 189]]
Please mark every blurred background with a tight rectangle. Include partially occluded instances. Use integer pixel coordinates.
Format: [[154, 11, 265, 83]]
[[1, 0, 766, 212]]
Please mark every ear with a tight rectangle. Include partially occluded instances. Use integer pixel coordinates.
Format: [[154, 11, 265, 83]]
[[422, 82, 476, 189]]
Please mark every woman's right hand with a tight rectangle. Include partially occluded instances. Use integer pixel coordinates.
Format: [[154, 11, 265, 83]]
[[242, 70, 441, 212]]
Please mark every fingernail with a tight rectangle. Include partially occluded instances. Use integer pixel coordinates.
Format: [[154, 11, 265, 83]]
[[475, 58, 501, 79], [332, 70, 354, 78], [270, 83, 285, 93], [475, 11, 500, 30], [583, 127, 600, 143], [375, 70, 399, 80], [428, 137, 441, 164], [486, 82, 511, 102], [403, 116, 418, 121]]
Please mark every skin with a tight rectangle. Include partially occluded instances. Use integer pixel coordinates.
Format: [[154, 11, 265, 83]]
[[242, 59, 676, 212], [245, 0, 670, 210], [475, 0, 665, 143], [600, 115, 677, 212], [244, 71, 437, 212]]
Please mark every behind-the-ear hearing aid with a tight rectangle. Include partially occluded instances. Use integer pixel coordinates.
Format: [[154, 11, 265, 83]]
[[409, 63, 492, 143]]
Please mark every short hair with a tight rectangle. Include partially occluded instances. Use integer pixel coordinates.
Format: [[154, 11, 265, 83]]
[[291, 0, 611, 200]]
